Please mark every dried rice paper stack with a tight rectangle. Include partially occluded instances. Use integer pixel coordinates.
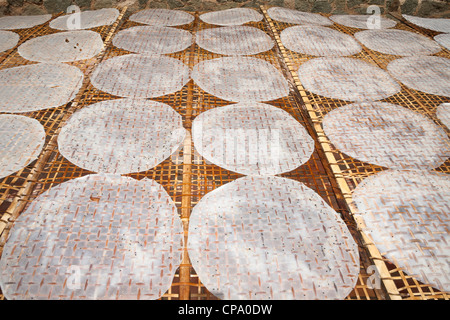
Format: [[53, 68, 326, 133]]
[[58, 99, 186, 174], [353, 170, 450, 293], [112, 26, 193, 54], [200, 8, 263, 26], [267, 7, 332, 26], [322, 102, 450, 169], [188, 176, 360, 300], [18, 30, 104, 63], [0, 63, 84, 113], [0, 115, 45, 179], [130, 9, 194, 26], [196, 26, 274, 56], [50, 8, 119, 30], [0, 14, 51, 30], [0, 30, 19, 53], [0, 174, 184, 300], [280, 25, 361, 56]]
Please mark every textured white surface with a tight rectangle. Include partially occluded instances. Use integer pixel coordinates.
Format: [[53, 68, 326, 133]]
[[18, 30, 104, 63], [298, 57, 400, 102], [196, 26, 274, 55], [437, 103, 450, 129], [0, 14, 51, 30], [330, 14, 397, 29], [0, 30, 19, 53], [435, 33, 450, 51], [0, 63, 84, 113], [192, 103, 314, 175], [199, 8, 263, 26], [280, 25, 361, 57], [58, 99, 186, 174], [0, 115, 45, 179], [353, 170, 450, 293], [112, 26, 193, 54], [0, 174, 184, 300], [50, 8, 119, 30], [403, 14, 450, 33], [192, 57, 289, 102], [129, 9, 194, 26], [322, 102, 450, 169], [354, 29, 441, 56], [267, 7, 332, 26], [90, 54, 190, 98], [188, 176, 360, 300], [387, 56, 450, 98]]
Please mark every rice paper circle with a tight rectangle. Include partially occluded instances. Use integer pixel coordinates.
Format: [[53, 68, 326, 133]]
[[192, 103, 314, 175], [90, 54, 190, 98], [267, 7, 332, 26], [129, 9, 194, 26], [322, 102, 450, 170], [354, 29, 441, 56], [298, 57, 400, 102], [196, 26, 274, 56], [0, 30, 19, 53], [387, 56, 450, 98], [112, 26, 192, 54], [0, 63, 84, 113], [280, 25, 362, 57], [199, 8, 263, 26], [353, 170, 450, 293], [0, 174, 184, 300], [329, 14, 397, 29], [435, 33, 450, 51], [0, 14, 52, 30], [403, 14, 450, 33], [0, 115, 45, 179], [437, 103, 450, 129], [188, 175, 360, 300], [192, 57, 289, 102], [50, 8, 119, 30], [18, 30, 104, 63], [58, 99, 186, 174]]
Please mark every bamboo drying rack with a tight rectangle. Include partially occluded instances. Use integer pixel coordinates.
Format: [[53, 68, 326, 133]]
[[0, 5, 448, 300]]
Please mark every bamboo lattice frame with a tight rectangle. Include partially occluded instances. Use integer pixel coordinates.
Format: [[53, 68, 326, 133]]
[[0, 5, 447, 300]]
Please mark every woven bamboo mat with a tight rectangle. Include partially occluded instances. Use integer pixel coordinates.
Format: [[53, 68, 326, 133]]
[[261, 5, 450, 300], [0, 5, 446, 300]]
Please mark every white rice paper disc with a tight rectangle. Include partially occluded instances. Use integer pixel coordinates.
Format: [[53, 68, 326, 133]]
[[437, 103, 450, 129], [90, 54, 190, 98], [280, 25, 362, 57], [58, 99, 186, 174], [18, 30, 104, 63], [50, 8, 119, 30], [0, 115, 45, 179], [435, 33, 450, 51], [353, 170, 450, 292], [129, 9, 194, 26], [0, 174, 184, 300], [0, 63, 84, 113], [112, 26, 192, 54], [0, 30, 19, 53], [403, 14, 450, 33], [192, 57, 289, 102], [188, 176, 360, 300], [298, 57, 400, 102], [322, 102, 450, 169], [199, 8, 263, 26], [267, 7, 332, 26], [387, 56, 450, 98], [196, 26, 274, 56], [0, 14, 52, 30], [192, 103, 314, 175], [329, 14, 397, 29], [354, 29, 441, 56]]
